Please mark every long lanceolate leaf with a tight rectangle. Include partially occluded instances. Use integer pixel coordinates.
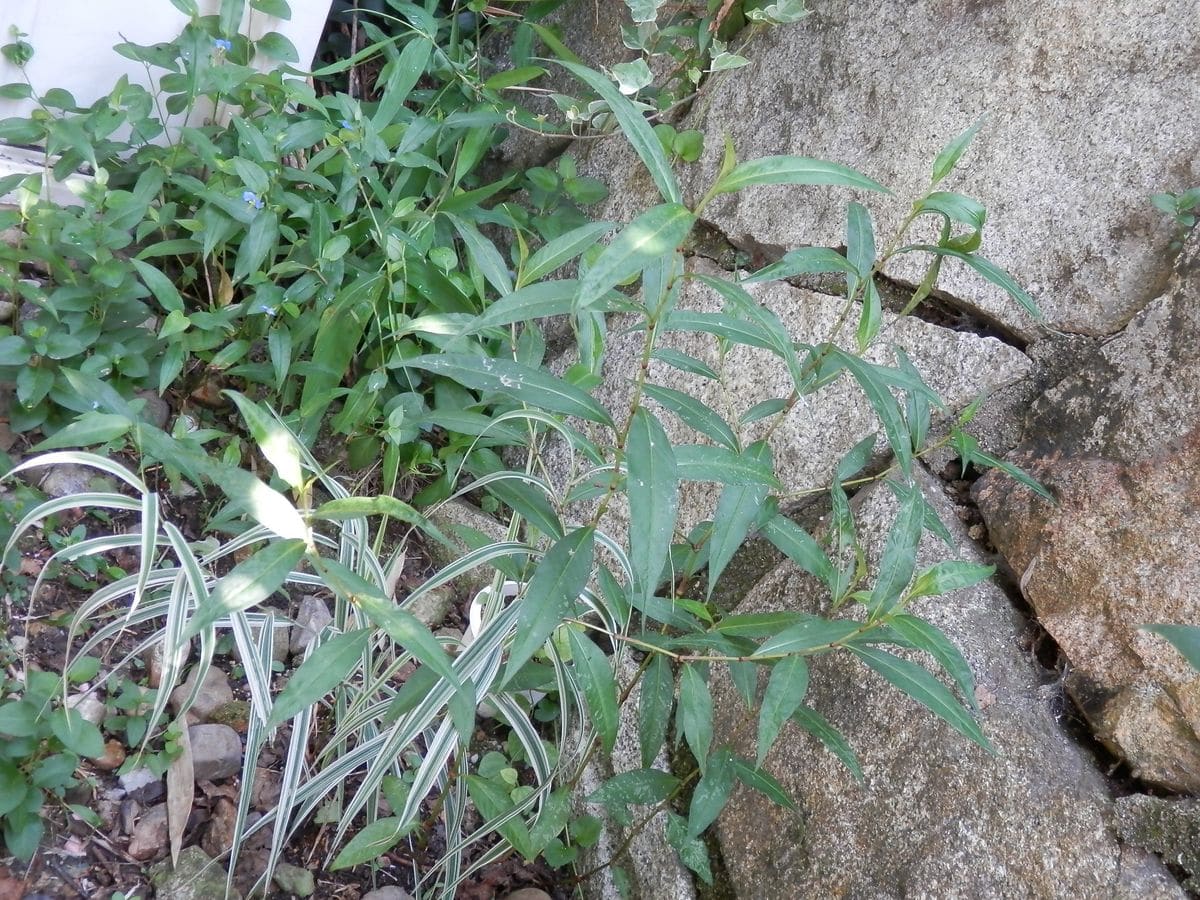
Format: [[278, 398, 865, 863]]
[[557, 60, 681, 204], [577, 203, 694, 309], [627, 409, 679, 606], [448, 213, 514, 296], [850, 644, 993, 752], [867, 482, 924, 619], [713, 155, 890, 196], [642, 383, 739, 451], [399, 354, 615, 427], [896, 244, 1042, 320], [461, 280, 581, 333], [706, 442, 773, 600], [693, 274, 805, 386], [504, 527, 596, 684], [522, 221, 614, 286], [757, 654, 809, 767], [824, 349, 915, 474]]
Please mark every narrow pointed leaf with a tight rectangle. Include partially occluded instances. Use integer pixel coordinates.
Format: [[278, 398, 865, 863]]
[[693, 274, 802, 384], [755, 619, 862, 658], [224, 391, 304, 491], [714, 155, 889, 196], [888, 614, 980, 711], [331, 816, 412, 870], [687, 747, 734, 837], [867, 483, 924, 617], [674, 444, 778, 487], [462, 280, 581, 333], [567, 629, 619, 754], [523, 221, 613, 284], [678, 663, 713, 772], [908, 560, 995, 600], [856, 280, 883, 352], [851, 644, 992, 751], [895, 348, 930, 453], [731, 756, 795, 808], [715, 611, 814, 639], [761, 514, 835, 589], [585, 768, 680, 827], [627, 408, 679, 603], [825, 349, 913, 474], [642, 384, 738, 451], [756, 655, 809, 767], [846, 200, 875, 298], [268, 629, 372, 726], [743, 246, 856, 284], [639, 653, 674, 769], [901, 245, 1042, 320], [577, 203, 693, 308], [660, 310, 775, 351], [504, 527, 595, 683], [312, 557, 459, 685], [30, 413, 132, 451], [951, 430, 1054, 502], [558, 60, 680, 203], [400, 354, 613, 426], [791, 705, 862, 782], [185, 539, 306, 638], [449, 214, 513, 296], [932, 118, 986, 185], [650, 348, 720, 380], [706, 442, 772, 599]]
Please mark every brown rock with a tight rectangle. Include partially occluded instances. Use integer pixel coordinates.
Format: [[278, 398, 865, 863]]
[[170, 666, 234, 722], [128, 803, 169, 861], [200, 797, 238, 858], [90, 739, 126, 772], [249, 767, 281, 811], [974, 430, 1200, 792]]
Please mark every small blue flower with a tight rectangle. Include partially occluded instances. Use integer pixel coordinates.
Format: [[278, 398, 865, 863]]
[[340, 119, 352, 129], [213, 38, 232, 52], [242, 190, 264, 209], [258, 304, 277, 317]]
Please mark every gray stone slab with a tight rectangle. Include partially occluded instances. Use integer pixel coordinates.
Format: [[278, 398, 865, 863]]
[[562, 1, 1198, 338], [709, 464, 1184, 898]]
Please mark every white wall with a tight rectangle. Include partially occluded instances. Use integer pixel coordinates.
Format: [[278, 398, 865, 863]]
[[0, 0, 333, 123]]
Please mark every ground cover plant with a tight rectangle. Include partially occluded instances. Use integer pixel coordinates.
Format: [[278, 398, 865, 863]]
[[0, 0, 1056, 896]]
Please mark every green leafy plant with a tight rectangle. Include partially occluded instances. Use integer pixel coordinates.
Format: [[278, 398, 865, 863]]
[[4, 109, 1041, 892], [0, 655, 106, 859], [0, 0, 1049, 891], [1151, 186, 1200, 251]]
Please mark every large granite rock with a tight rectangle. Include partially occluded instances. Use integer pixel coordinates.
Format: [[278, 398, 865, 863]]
[[559, 1, 1198, 338], [1116, 795, 1200, 893], [1020, 235, 1200, 462], [548, 257, 1029, 536], [974, 237, 1200, 792], [710, 465, 1184, 898], [974, 431, 1200, 792]]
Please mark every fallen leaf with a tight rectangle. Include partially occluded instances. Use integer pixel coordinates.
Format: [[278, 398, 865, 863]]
[[166, 722, 195, 864]]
